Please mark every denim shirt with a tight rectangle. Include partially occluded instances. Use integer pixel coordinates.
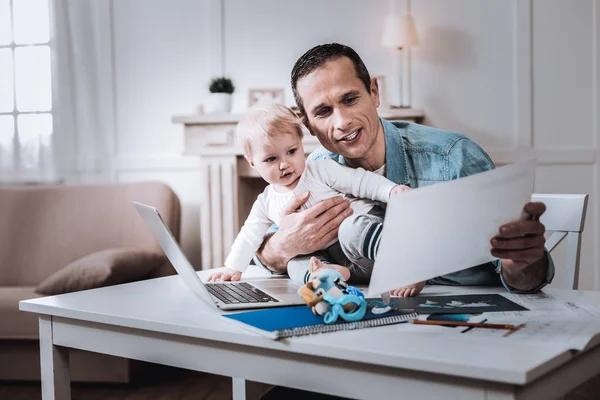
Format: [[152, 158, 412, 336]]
[[308, 118, 554, 293]]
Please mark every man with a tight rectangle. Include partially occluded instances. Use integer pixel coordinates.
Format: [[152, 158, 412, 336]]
[[257, 43, 553, 293], [259, 42, 554, 400]]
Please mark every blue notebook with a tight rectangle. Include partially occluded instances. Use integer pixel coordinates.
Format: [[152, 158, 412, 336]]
[[223, 298, 418, 339]]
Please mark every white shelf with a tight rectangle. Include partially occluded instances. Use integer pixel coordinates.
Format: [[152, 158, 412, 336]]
[[172, 107, 424, 126]]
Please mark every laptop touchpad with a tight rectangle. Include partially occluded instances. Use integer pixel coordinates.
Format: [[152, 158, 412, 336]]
[[252, 280, 299, 295]]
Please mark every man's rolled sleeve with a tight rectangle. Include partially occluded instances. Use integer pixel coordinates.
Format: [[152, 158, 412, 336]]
[[494, 251, 555, 294]]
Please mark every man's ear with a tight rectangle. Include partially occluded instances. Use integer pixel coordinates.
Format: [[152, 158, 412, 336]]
[[244, 155, 255, 168], [301, 114, 317, 137], [370, 77, 381, 108]]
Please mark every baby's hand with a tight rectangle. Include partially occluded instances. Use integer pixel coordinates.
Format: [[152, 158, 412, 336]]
[[389, 281, 426, 297], [308, 257, 351, 282], [390, 185, 411, 196], [207, 267, 242, 282]]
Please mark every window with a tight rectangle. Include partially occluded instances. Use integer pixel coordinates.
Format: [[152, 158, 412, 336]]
[[0, 0, 53, 180]]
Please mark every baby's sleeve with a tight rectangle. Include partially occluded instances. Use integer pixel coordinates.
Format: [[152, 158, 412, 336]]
[[312, 159, 397, 202], [224, 194, 273, 273]]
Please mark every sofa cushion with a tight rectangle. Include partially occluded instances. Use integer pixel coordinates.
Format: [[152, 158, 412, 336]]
[[35, 247, 166, 296], [0, 286, 42, 339]]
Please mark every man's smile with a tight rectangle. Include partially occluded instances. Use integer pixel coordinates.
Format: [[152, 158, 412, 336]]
[[337, 128, 361, 143]]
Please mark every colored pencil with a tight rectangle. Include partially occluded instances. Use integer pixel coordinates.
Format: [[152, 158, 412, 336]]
[[411, 319, 522, 330], [461, 318, 487, 333]]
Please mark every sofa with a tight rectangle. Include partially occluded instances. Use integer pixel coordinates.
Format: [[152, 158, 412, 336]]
[[0, 182, 181, 382]]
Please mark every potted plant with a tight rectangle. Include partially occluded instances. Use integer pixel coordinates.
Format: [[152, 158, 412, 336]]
[[208, 77, 235, 114]]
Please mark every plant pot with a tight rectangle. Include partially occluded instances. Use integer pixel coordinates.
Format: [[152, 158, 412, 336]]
[[207, 93, 232, 114]]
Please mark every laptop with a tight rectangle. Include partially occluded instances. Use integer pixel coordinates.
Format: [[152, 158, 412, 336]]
[[133, 202, 304, 310]]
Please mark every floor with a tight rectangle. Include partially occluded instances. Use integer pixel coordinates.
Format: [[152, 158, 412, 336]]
[[0, 365, 235, 400], [1, 366, 599, 400]]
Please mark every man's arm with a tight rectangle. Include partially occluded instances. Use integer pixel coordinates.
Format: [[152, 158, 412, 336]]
[[255, 192, 352, 272], [256, 232, 287, 273], [499, 255, 548, 291]]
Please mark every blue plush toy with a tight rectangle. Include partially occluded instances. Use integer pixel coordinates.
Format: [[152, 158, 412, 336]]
[[298, 269, 367, 324]]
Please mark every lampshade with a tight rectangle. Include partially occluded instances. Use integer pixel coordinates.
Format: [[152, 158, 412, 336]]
[[381, 15, 419, 49]]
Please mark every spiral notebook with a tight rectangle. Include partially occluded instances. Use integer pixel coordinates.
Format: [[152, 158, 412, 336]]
[[223, 298, 418, 340]]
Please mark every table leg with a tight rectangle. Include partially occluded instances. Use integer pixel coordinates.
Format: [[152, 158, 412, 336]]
[[484, 388, 516, 400], [39, 315, 71, 400], [232, 377, 271, 400]]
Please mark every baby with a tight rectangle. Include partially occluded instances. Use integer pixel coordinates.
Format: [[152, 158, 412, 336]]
[[208, 104, 425, 297]]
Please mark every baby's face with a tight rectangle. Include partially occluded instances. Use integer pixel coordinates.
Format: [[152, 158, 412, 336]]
[[248, 129, 306, 190]]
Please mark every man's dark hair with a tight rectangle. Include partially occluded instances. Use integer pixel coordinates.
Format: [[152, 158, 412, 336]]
[[291, 43, 371, 117]]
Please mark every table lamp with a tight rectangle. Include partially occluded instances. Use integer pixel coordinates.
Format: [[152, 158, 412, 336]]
[[381, 15, 419, 108]]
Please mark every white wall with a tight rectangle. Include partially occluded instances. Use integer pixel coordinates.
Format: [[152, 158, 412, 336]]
[[64, 0, 598, 288], [223, 0, 400, 112], [411, 0, 515, 147], [410, 0, 599, 290], [109, 0, 211, 267], [531, 0, 598, 290]]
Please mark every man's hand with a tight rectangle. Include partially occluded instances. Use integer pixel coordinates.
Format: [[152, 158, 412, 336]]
[[490, 202, 548, 291], [256, 192, 353, 272], [207, 267, 242, 282]]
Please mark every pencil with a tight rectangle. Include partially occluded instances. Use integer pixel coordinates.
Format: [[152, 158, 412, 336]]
[[461, 318, 487, 333], [411, 319, 521, 330]]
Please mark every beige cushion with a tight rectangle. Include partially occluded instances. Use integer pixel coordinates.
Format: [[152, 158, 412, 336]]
[[0, 286, 42, 339], [35, 248, 166, 296]]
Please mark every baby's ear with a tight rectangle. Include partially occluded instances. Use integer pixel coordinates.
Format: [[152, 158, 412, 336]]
[[244, 155, 255, 167]]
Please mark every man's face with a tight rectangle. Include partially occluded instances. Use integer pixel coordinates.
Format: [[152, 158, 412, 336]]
[[296, 57, 382, 162]]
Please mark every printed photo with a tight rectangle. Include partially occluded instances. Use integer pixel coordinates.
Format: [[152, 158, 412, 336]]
[[248, 88, 285, 107]]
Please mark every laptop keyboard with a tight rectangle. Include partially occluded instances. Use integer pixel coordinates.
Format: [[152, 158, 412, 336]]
[[206, 282, 279, 304]]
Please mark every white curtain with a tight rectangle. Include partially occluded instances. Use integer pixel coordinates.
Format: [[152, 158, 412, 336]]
[[50, 0, 114, 180]]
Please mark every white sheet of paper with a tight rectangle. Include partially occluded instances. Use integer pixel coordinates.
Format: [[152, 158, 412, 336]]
[[367, 159, 536, 297]]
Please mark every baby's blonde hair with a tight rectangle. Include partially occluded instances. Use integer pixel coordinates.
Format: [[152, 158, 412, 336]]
[[237, 103, 305, 157]]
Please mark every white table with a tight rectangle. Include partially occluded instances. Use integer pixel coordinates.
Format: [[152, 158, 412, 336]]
[[20, 267, 600, 400]]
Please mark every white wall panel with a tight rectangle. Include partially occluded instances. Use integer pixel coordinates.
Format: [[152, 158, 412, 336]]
[[411, 0, 515, 147], [112, 0, 210, 155], [533, 0, 595, 149]]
